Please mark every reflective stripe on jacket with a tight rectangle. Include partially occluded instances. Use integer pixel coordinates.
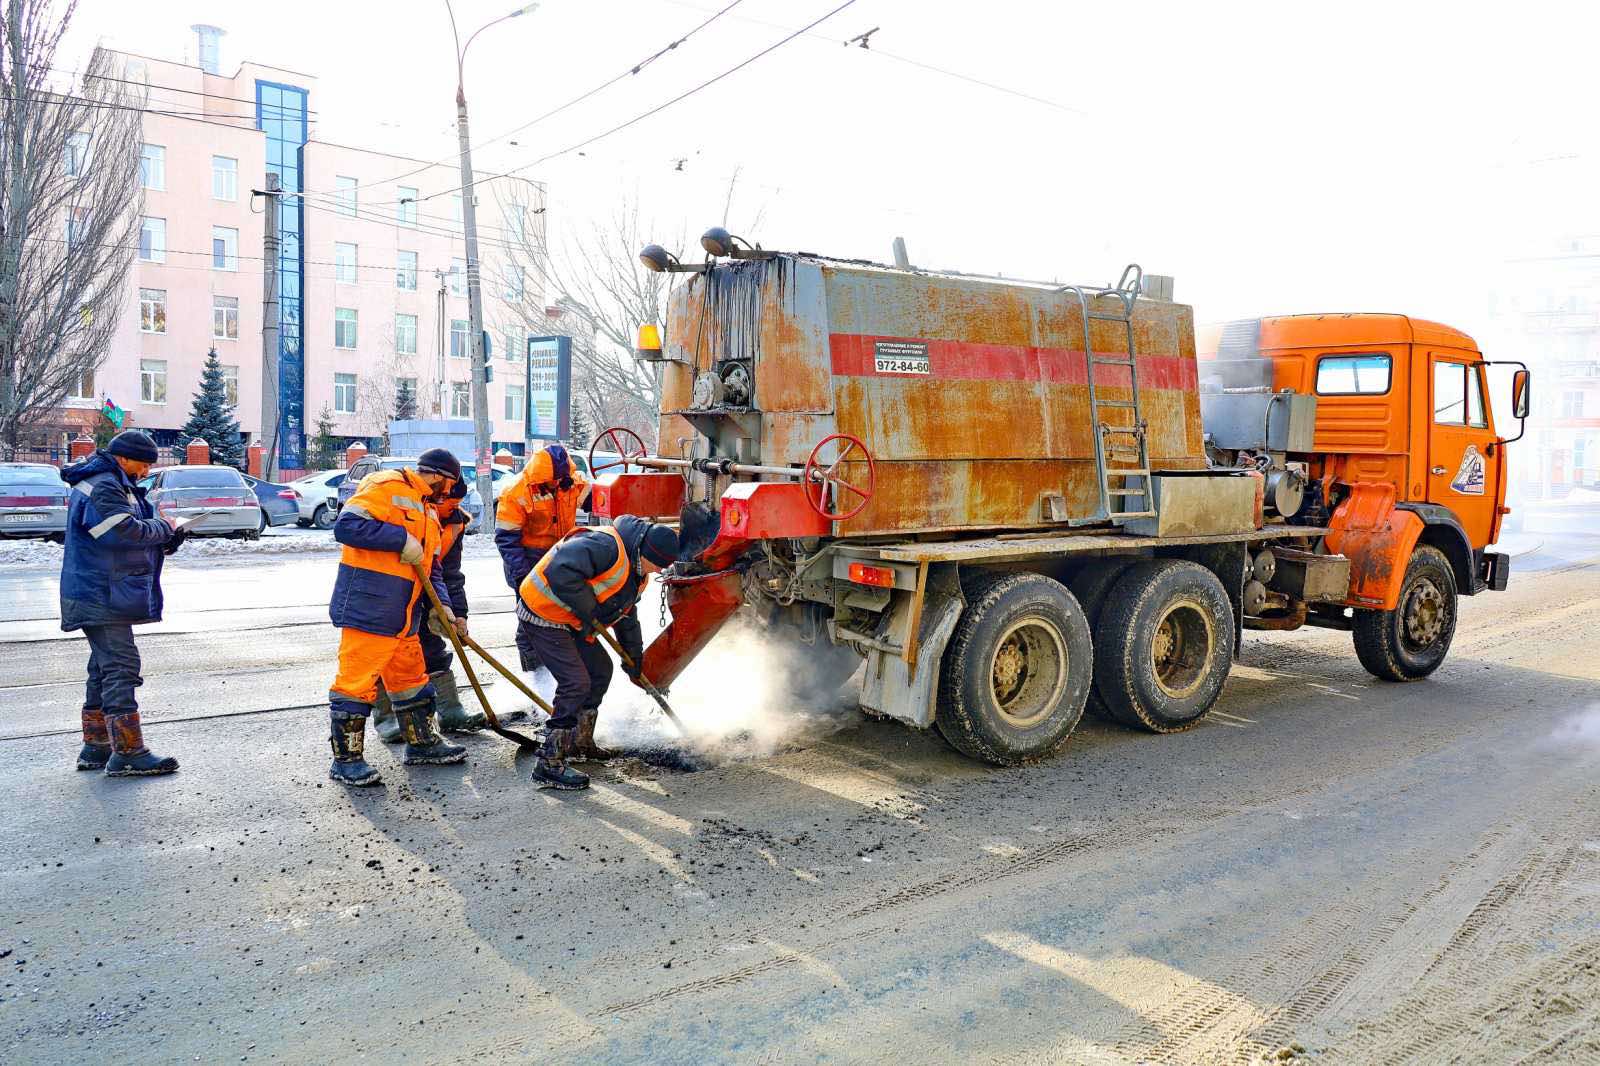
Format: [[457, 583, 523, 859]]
[[58, 451, 173, 631], [329, 469, 446, 637], [494, 454, 588, 588], [517, 524, 629, 627]]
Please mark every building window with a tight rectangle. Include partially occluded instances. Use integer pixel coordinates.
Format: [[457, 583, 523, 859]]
[[505, 327, 525, 362], [138, 288, 166, 333], [450, 258, 466, 296], [69, 368, 95, 400], [398, 187, 418, 227], [212, 155, 237, 201], [504, 266, 525, 300], [221, 364, 239, 407], [138, 144, 165, 190], [66, 207, 90, 250], [213, 295, 239, 340], [505, 382, 524, 422], [125, 60, 148, 85], [509, 203, 527, 238], [449, 318, 469, 358], [334, 308, 359, 349], [334, 241, 358, 284], [212, 226, 239, 271], [450, 193, 463, 225], [397, 376, 418, 412], [140, 359, 167, 404], [335, 175, 358, 217], [396, 313, 418, 355], [1561, 391, 1584, 419], [396, 249, 418, 291], [65, 132, 89, 177], [1315, 353, 1391, 395], [138, 216, 166, 263], [450, 382, 471, 418], [333, 372, 357, 414]]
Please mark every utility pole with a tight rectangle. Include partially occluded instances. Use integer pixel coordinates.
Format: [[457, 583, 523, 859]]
[[257, 173, 281, 478], [455, 91, 493, 524], [434, 268, 447, 417]]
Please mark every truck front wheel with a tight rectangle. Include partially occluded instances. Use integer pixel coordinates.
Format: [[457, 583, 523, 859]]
[[1095, 560, 1234, 732], [1352, 545, 1457, 681], [936, 572, 1093, 766]]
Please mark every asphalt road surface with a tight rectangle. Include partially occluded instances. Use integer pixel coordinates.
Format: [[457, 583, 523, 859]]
[[2, 535, 1597, 1064]]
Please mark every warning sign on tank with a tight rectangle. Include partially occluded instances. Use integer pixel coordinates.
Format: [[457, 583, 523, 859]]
[[873, 340, 931, 375], [1451, 444, 1486, 495]]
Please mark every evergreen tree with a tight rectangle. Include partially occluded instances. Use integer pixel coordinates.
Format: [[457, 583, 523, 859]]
[[91, 411, 120, 449], [308, 405, 341, 470], [568, 393, 589, 450], [177, 348, 243, 468], [394, 379, 418, 421]]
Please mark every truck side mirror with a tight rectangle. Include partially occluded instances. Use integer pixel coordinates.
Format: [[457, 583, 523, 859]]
[[1512, 369, 1531, 420]]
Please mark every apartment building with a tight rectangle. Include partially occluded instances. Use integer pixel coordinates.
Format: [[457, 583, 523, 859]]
[[73, 26, 545, 474]]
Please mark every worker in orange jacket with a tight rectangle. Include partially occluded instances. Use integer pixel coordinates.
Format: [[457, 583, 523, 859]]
[[495, 443, 588, 674], [326, 449, 468, 787]]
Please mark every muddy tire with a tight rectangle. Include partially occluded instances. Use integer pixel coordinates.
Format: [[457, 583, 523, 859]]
[[1069, 560, 1137, 723], [1095, 560, 1233, 733], [1352, 545, 1457, 682], [936, 571, 1093, 766]]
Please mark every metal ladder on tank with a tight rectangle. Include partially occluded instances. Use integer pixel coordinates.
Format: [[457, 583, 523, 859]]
[[1064, 264, 1155, 526]]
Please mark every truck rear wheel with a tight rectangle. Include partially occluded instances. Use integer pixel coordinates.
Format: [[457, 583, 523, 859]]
[[1095, 560, 1233, 733], [936, 572, 1093, 766], [1352, 545, 1457, 681], [1069, 560, 1137, 723]]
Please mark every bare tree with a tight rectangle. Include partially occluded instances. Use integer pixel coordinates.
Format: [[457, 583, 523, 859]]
[[495, 184, 680, 441], [0, 1, 141, 457]]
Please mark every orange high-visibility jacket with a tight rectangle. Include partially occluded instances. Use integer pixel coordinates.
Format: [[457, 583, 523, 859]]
[[495, 451, 588, 553], [329, 469, 446, 638], [517, 525, 631, 628]]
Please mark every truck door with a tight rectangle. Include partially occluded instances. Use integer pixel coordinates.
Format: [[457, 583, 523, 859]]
[[1426, 351, 1497, 547]]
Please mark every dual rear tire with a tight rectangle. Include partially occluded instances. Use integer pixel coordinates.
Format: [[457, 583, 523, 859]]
[[936, 560, 1235, 765]]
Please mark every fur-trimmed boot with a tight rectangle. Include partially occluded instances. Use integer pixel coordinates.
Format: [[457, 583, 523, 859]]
[[431, 670, 487, 733], [329, 711, 381, 787], [571, 709, 617, 762], [397, 700, 467, 766], [371, 682, 403, 743], [532, 727, 589, 790], [77, 708, 111, 771], [103, 712, 179, 777]]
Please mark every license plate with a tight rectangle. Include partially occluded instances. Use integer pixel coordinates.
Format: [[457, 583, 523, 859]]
[[6, 513, 45, 523]]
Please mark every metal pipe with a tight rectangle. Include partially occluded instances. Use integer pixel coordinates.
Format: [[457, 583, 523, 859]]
[[625, 455, 809, 480]]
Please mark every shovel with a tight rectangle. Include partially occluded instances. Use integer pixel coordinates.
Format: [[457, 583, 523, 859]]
[[413, 563, 542, 751], [587, 623, 685, 734]]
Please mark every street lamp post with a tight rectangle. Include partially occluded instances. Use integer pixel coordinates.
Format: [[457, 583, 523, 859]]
[[445, 1, 538, 529]]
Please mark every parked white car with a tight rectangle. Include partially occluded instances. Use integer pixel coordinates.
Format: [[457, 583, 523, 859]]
[[291, 469, 346, 529]]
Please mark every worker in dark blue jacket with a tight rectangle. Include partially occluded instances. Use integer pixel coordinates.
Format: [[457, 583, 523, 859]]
[[59, 430, 184, 777]]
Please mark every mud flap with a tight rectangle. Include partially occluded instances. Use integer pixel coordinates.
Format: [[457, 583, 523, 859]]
[[859, 568, 964, 729]]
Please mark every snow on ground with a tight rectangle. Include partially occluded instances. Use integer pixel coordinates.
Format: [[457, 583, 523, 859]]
[[0, 537, 63, 568]]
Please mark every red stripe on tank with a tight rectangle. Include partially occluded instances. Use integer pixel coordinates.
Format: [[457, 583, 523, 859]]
[[827, 334, 1198, 391]]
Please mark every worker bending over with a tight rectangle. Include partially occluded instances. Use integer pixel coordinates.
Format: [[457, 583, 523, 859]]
[[325, 448, 469, 786], [516, 515, 678, 790], [495, 443, 588, 674], [373, 475, 487, 741]]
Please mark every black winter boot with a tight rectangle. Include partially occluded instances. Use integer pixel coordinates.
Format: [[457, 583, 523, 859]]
[[571, 709, 617, 762], [397, 701, 467, 766], [104, 712, 179, 777], [532, 728, 590, 790], [432, 670, 486, 733], [371, 682, 403, 743], [77, 708, 111, 770], [329, 712, 381, 787]]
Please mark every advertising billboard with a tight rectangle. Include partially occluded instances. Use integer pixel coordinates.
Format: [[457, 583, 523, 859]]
[[525, 335, 572, 442]]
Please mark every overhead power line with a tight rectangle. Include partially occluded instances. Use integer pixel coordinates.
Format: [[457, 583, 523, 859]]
[[422, 0, 861, 204], [291, 0, 747, 205]]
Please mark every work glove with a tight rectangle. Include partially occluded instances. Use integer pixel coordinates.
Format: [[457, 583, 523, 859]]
[[163, 527, 188, 556], [427, 605, 457, 637], [400, 535, 424, 564], [454, 617, 470, 640]]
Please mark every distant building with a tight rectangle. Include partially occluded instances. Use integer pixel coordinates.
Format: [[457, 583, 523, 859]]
[[43, 26, 545, 474], [1487, 235, 1600, 497]]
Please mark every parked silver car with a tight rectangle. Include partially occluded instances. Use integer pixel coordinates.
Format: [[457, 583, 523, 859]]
[[144, 465, 262, 539], [290, 469, 345, 529], [0, 462, 69, 540]]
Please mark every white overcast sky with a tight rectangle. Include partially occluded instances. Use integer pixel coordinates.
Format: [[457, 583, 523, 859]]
[[58, 0, 1600, 340]]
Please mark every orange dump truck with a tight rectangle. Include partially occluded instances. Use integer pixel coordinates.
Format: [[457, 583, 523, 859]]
[[589, 238, 1529, 765]]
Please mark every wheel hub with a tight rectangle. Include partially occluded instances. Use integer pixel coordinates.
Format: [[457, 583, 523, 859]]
[[1149, 600, 1213, 700], [987, 618, 1068, 728], [1404, 580, 1445, 645]]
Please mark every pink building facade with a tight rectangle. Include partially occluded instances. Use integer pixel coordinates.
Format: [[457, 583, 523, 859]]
[[65, 32, 545, 475]]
